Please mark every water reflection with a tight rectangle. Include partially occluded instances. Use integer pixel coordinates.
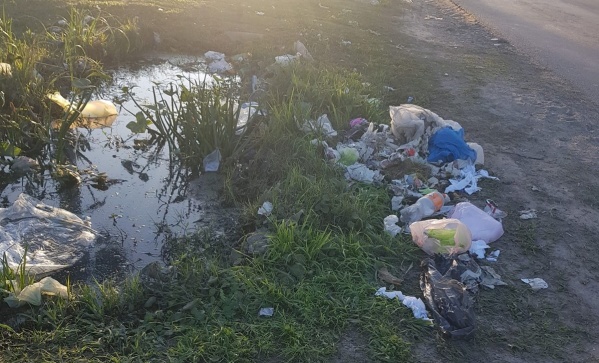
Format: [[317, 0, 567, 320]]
[[1, 54, 216, 279]]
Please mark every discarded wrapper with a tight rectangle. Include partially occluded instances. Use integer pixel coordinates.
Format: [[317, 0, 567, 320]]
[[259, 307, 274, 317], [521, 278, 548, 290]]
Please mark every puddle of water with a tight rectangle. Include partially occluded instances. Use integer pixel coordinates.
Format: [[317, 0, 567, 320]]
[[1, 53, 235, 280]]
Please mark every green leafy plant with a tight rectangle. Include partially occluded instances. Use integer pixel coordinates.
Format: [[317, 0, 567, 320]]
[[126, 76, 242, 169]]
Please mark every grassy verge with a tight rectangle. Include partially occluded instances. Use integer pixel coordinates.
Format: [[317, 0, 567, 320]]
[[0, 2, 436, 361]]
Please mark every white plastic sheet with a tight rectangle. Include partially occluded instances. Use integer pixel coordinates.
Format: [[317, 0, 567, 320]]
[[0, 194, 96, 275]]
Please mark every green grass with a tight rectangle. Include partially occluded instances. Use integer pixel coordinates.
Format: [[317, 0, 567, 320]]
[[0, 224, 424, 362]]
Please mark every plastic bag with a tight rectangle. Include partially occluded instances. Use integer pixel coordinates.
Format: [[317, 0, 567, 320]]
[[410, 219, 472, 255], [420, 257, 476, 339], [203, 149, 221, 172], [389, 104, 462, 151], [448, 202, 504, 243], [4, 277, 68, 308], [427, 127, 476, 164], [0, 194, 96, 275]]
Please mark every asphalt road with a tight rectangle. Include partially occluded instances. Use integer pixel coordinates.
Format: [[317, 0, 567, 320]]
[[451, 0, 599, 102]]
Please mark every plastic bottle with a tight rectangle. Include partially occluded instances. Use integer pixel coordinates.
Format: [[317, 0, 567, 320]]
[[400, 191, 449, 225]]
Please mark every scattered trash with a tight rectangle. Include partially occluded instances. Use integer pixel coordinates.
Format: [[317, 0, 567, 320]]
[[428, 127, 476, 164], [377, 267, 403, 286], [236, 102, 264, 135], [420, 257, 476, 339], [375, 287, 431, 322], [257, 201, 273, 216], [400, 191, 449, 225], [519, 209, 538, 220], [410, 219, 472, 256], [391, 195, 404, 211], [337, 146, 359, 166], [531, 185, 541, 191], [340, 40, 352, 46], [521, 278, 548, 290], [204, 51, 233, 74], [0, 62, 12, 77], [467, 142, 484, 165], [448, 202, 504, 243], [444, 164, 498, 195], [294, 40, 314, 61], [243, 230, 270, 255], [3, 277, 68, 308], [203, 149, 221, 172], [406, 96, 414, 104], [469, 240, 490, 259], [389, 104, 462, 153], [424, 15, 443, 20], [47, 92, 118, 128], [0, 193, 96, 275], [486, 250, 500, 262], [383, 215, 402, 237], [345, 163, 382, 184], [484, 199, 507, 220], [255, 11, 265, 16], [275, 54, 299, 66], [349, 117, 368, 128], [259, 307, 274, 317], [10, 156, 39, 174], [204, 51, 226, 61], [300, 114, 337, 138]]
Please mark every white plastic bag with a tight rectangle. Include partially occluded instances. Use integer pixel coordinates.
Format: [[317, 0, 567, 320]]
[[410, 218, 472, 255], [448, 202, 504, 243], [4, 277, 68, 308], [203, 149, 221, 172]]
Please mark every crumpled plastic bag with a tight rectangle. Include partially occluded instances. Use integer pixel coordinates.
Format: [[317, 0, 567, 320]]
[[3, 277, 68, 308], [203, 149, 222, 172], [345, 163, 383, 184], [300, 114, 337, 138], [427, 127, 476, 164], [375, 287, 431, 322], [389, 104, 462, 153], [444, 164, 499, 195], [448, 202, 504, 243], [383, 215, 401, 237], [420, 257, 476, 339], [204, 51, 233, 74], [0, 194, 96, 275]]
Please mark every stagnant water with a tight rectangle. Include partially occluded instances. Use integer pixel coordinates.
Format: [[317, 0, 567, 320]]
[[1, 54, 236, 280]]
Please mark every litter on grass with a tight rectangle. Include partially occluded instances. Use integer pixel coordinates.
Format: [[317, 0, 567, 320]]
[[3, 277, 68, 308], [383, 215, 402, 237], [300, 114, 337, 138], [375, 287, 432, 322], [257, 201, 273, 216], [521, 278, 548, 290], [519, 209, 538, 220], [258, 307, 275, 317]]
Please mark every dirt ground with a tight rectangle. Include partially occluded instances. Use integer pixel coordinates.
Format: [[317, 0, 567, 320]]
[[400, 1, 599, 362], [7, 0, 599, 361]]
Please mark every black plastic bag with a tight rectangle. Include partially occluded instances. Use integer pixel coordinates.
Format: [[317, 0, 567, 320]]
[[420, 257, 476, 339]]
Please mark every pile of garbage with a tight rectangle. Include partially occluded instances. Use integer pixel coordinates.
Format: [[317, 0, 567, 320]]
[[302, 103, 543, 339]]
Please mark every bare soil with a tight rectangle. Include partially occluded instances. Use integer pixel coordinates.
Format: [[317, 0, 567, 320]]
[[6, 0, 599, 361]]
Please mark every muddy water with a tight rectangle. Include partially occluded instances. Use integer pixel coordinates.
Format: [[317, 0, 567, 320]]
[[1, 54, 232, 280]]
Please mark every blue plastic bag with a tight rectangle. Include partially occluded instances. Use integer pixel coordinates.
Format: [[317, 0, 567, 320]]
[[427, 127, 476, 163]]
